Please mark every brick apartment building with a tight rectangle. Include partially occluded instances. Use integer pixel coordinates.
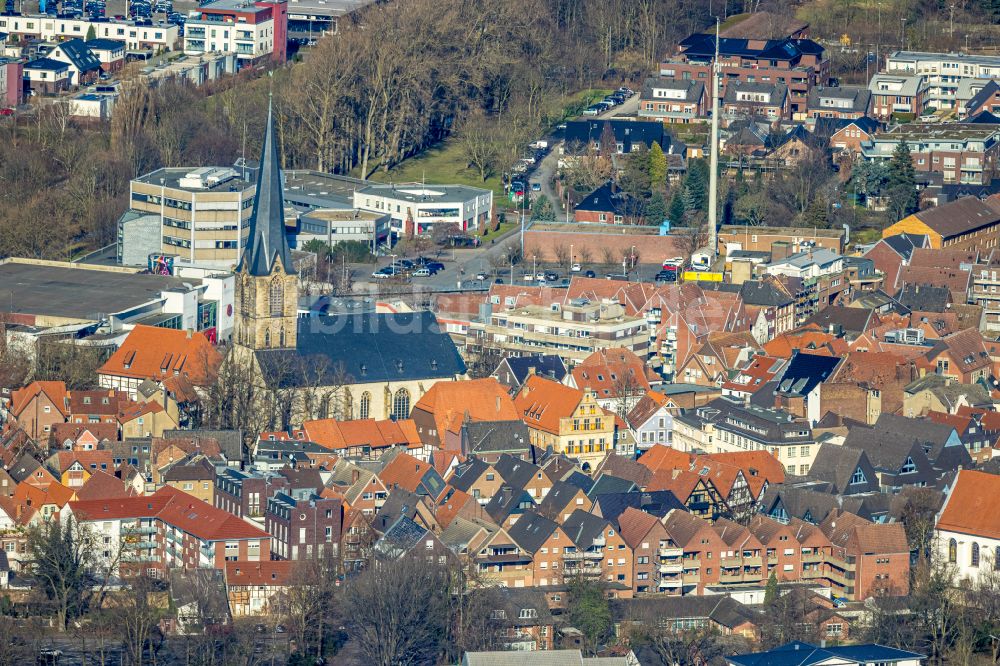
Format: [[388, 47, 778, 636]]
[[65, 486, 271, 578], [660, 33, 830, 115], [860, 123, 1000, 186]]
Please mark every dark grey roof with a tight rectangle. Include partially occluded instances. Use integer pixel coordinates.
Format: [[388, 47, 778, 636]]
[[807, 85, 871, 113], [254, 311, 466, 387], [506, 510, 558, 554], [54, 38, 101, 72], [499, 355, 567, 385], [563, 119, 669, 153], [739, 280, 793, 307], [807, 444, 875, 495], [535, 481, 585, 521], [374, 487, 424, 533], [563, 471, 595, 493], [24, 57, 69, 71], [485, 486, 535, 524], [447, 458, 491, 493], [239, 99, 295, 277], [723, 81, 788, 105], [594, 491, 686, 527], [462, 421, 532, 456], [8, 453, 42, 484], [872, 413, 971, 469], [775, 352, 840, 397], [898, 284, 951, 312], [802, 305, 874, 335], [575, 181, 639, 215], [488, 587, 554, 627], [966, 80, 1000, 112], [613, 595, 756, 629], [375, 515, 430, 559], [163, 429, 243, 462], [642, 76, 705, 103], [762, 485, 881, 524], [679, 33, 823, 61], [84, 38, 126, 51], [493, 453, 543, 490], [879, 233, 928, 261], [587, 474, 638, 498], [560, 509, 610, 549], [966, 110, 1000, 124]]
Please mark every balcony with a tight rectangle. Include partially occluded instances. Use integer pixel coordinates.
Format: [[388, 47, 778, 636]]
[[563, 550, 583, 561], [826, 554, 852, 571], [127, 540, 158, 550], [802, 552, 823, 564], [658, 577, 683, 588], [659, 562, 683, 574], [682, 558, 701, 570], [683, 572, 701, 584], [721, 557, 742, 569], [122, 525, 157, 535], [743, 556, 762, 567], [802, 568, 824, 580], [766, 555, 778, 565], [583, 550, 604, 560], [719, 571, 745, 583], [186, 27, 205, 37]]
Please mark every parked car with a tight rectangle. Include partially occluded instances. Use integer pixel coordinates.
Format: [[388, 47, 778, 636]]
[[371, 270, 392, 279], [531, 183, 541, 192], [0, 108, 13, 116], [475, 271, 488, 280], [535, 271, 546, 280], [606, 273, 628, 280], [494, 277, 504, 284], [582, 106, 601, 116], [571, 263, 581, 272], [545, 271, 559, 281], [584, 270, 597, 278], [426, 262, 445, 272], [412, 268, 431, 277]]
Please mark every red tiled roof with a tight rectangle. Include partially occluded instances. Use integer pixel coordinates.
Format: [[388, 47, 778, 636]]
[[302, 418, 422, 451], [225, 561, 293, 587], [412, 378, 519, 437], [98, 325, 221, 384], [54, 450, 115, 474], [9, 381, 68, 418], [617, 506, 660, 549], [572, 348, 653, 400], [378, 452, 431, 493], [69, 486, 269, 541], [514, 375, 590, 436], [74, 470, 132, 501], [937, 469, 1000, 540]]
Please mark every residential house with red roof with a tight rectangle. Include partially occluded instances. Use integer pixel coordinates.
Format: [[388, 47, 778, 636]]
[[410, 378, 519, 451], [7, 381, 69, 440], [48, 450, 115, 488], [819, 509, 910, 600], [569, 348, 655, 417], [66, 485, 271, 578], [919, 328, 995, 384], [513, 375, 616, 472], [97, 325, 221, 399], [626, 391, 676, 452], [617, 506, 684, 595], [721, 355, 786, 403], [675, 331, 760, 388], [936, 469, 1000, 582], [301, 417, 424, 460], [225, 560, 293, 617]]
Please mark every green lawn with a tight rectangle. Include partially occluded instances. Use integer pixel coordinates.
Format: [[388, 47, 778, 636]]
[[364, 140, 508, 203]]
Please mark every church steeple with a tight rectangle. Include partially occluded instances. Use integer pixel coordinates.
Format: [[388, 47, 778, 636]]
[[235, 94, 299, 351], [239, 97, 296, 277]]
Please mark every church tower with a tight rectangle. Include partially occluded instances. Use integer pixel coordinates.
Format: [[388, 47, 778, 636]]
[[235, 97, 298, 351]]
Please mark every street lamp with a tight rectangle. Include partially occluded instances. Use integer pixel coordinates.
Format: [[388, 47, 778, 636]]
[[570, 243, 574, 269], [533, 255, 537, 279], [389, 253, 397, 276]]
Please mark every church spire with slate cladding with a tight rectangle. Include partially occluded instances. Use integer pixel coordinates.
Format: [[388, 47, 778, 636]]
[[235, 95, 298, 351]]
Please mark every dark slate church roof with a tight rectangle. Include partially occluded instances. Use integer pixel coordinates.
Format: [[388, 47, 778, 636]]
[[240, 99, 296, 277], [254, 311, 466, 387]]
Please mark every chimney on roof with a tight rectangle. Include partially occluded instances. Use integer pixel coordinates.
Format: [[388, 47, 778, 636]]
[[186, 329, 193, 339], [496, 396, 501, 414]]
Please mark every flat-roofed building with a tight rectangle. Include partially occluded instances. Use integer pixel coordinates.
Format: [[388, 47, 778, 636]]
[[860, 123, 1000, 186], [886, 49, 1000, 111], [183, 0, 287, 65], [292, 208, 390, 252], [353, 183, 493, 240], [468, 298, 648, 366], [125, 167, 255, 268], [0, 14, 178, 51]]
